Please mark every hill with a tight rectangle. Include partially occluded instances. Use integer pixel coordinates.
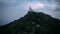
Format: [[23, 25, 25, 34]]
[[0, 11, 60, 34]]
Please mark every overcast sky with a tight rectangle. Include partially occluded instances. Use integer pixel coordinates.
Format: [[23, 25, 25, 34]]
[[0, 0, 60, 26]]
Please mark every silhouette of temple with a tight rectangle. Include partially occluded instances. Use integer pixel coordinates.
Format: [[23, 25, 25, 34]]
[[29, 6, 33, 11]]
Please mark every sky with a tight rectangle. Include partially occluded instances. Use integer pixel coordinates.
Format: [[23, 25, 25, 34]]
[[0, 0, 60, 26]]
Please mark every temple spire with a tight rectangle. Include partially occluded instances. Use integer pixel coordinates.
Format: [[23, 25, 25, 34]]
[[29, 6, 33, 11]]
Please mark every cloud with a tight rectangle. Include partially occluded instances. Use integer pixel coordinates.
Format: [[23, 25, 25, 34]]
[[55, 7, 60, 11], [26, 2, 44, 9], [53, 0, 60, 12], [55, 0, 60, 2], [30, 2, 44, 9], [0, 0, 16, 3]]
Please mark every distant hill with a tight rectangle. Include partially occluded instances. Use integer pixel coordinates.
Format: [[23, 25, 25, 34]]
[[0, 10, 60, 34]]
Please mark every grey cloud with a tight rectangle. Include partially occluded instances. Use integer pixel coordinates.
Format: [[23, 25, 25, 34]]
[[55, 7, 60, 11], [54, 0, 60, 12]]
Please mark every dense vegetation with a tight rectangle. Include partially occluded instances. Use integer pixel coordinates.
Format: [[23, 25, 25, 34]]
[[0, 11, 60, 34]]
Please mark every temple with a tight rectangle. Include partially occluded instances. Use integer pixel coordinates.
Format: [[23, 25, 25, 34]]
[[29, 6, 33, 11]]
